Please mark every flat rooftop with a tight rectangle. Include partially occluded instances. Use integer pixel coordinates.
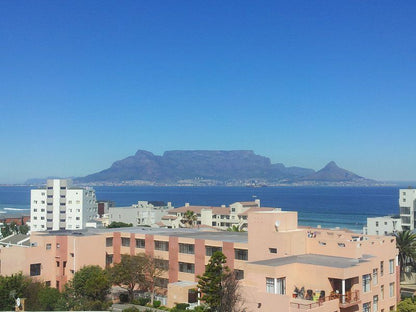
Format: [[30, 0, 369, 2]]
[[250, 254, 370, 269], [35, 226, 248, 243]]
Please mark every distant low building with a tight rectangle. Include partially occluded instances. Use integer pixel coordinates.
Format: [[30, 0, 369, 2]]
[[0, 213, 30, 226], [97, 200, 115, 217], [109, 201, 173, 227], [162, 199, 280, 230], [30, 179, 98, 231], [363, 216, 401, 235]]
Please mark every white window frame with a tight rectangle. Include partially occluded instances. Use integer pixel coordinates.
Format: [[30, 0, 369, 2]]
[[266, 277, 285, 295]]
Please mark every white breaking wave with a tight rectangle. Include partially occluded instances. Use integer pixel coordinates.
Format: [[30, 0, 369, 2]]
[[3, 207, 29, 211]]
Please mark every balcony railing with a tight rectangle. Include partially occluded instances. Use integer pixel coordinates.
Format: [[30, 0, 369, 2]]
[[290, 296, 337, 310], [329, 290, 360, 308]]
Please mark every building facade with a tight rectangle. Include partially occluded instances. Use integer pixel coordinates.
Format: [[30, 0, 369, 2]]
[[399, 188, 416, 231], [0, 210, 399, 312], [363, 216, 401, 236], [109, 201, 173, 227], [30, 179, 97, 231], [162, 200, 279, 230]]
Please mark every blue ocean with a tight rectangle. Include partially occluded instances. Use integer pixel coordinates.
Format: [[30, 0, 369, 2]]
[[0, 186, 403, 232]]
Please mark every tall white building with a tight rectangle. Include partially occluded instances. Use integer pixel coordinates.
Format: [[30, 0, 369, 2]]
[[30, 179, 97, 231], [363, 215, 401, 235], [400, 188, 416, 231]]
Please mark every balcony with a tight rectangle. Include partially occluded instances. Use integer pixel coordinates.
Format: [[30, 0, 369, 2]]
[[290, 295, 338, 310], [330, 290, 360, 309]]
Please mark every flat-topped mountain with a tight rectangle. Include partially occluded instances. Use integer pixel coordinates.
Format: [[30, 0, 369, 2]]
[[74, 149, 375, 185]]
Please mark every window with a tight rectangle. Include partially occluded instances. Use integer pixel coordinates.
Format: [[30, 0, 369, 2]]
[[389, 259, 394, 274], [179, 262, 195, 274], [45, 281, 51, 287], [363, 302, 371, 312], [155, 277, 169, 288], [206, 246, 222, 256], [106, 254, 113, 266], [363, 274, 371, 292], [381, 285, 384, 300], [235, 249, 248, 261], [46, 243, 52, 250], [389, 282, 395, 297], [266, 277, 286, 295], [373, 295, 378, 312], [155, 259, 169, 270], [30, 263, 41, 276], [376, 222, 379, 227], [121, 237, 130, 247], [155, 240, 169, 251], [179, 243, 195, 254], [235, 269, 244, 280], [269, 248, 277, 254], [56, 261, 60, 267], [373, 268, 378, 285], [106, 237, 113, 247], [380, 261, 384, 276], [136, 238, 145, 248]]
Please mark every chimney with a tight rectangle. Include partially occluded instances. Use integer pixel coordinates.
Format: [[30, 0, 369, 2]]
[[185, 203, 190, 207], [221, 205, 226, 208], [255, 199, 260, 206]]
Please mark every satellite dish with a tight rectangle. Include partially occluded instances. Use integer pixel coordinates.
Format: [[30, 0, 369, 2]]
[[275, 220, 280, 231]]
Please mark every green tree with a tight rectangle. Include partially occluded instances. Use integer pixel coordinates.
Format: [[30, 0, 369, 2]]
[[397, 298, 416, 312], [226, 225, 244, 232], [197, 252, 243, 312], [108, 221, 133, 228], [197, 251, 227, 311], [1, 224, 13, 238], [60, 265, 110, 310], [143, 255, 167, 305], [0, 273, 29, 310], [182, 210, 197, 228], [108, 254, 148, 302], [395, 230, 416, 274], [18, 224, 30, 235], [37, 286, 62, 311]]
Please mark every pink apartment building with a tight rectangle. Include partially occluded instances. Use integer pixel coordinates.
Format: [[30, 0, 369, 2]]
[[0, 210, 399, 312]]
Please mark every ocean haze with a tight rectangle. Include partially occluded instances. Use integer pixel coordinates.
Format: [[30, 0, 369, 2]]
[[0, 185, 400, 232]]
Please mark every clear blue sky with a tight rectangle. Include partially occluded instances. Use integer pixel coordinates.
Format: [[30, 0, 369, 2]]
[[1, 1, 415, 183]]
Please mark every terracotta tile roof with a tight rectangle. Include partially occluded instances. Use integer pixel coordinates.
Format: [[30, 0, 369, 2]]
[[236, 201, 259, 207], [161, 215, 178, 220], [211, 207, 231, 215], [167, 206, 213, 214], [238, 207, 276, 216]]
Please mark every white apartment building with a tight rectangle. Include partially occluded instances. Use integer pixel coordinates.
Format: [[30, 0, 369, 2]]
[[161, 199, 280, 230], [363, 215, 401, 235], [109, 201, 173, 227], [400, 188, 416, 231], [30, 179, 97, 231]]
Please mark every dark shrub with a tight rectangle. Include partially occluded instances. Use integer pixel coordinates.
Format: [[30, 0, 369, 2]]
[[138, 297, 150, 306], [153, 300, 161, 308], [119, 293, 129, 303]]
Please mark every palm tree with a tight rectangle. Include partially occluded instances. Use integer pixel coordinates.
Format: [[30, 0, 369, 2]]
[[227, 225, 244, 232], [395, 230, 416, 274], [182, 210, 197, 228]]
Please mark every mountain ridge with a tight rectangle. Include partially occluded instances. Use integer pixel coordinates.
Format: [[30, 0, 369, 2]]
[[73, 149, 375, 186]]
